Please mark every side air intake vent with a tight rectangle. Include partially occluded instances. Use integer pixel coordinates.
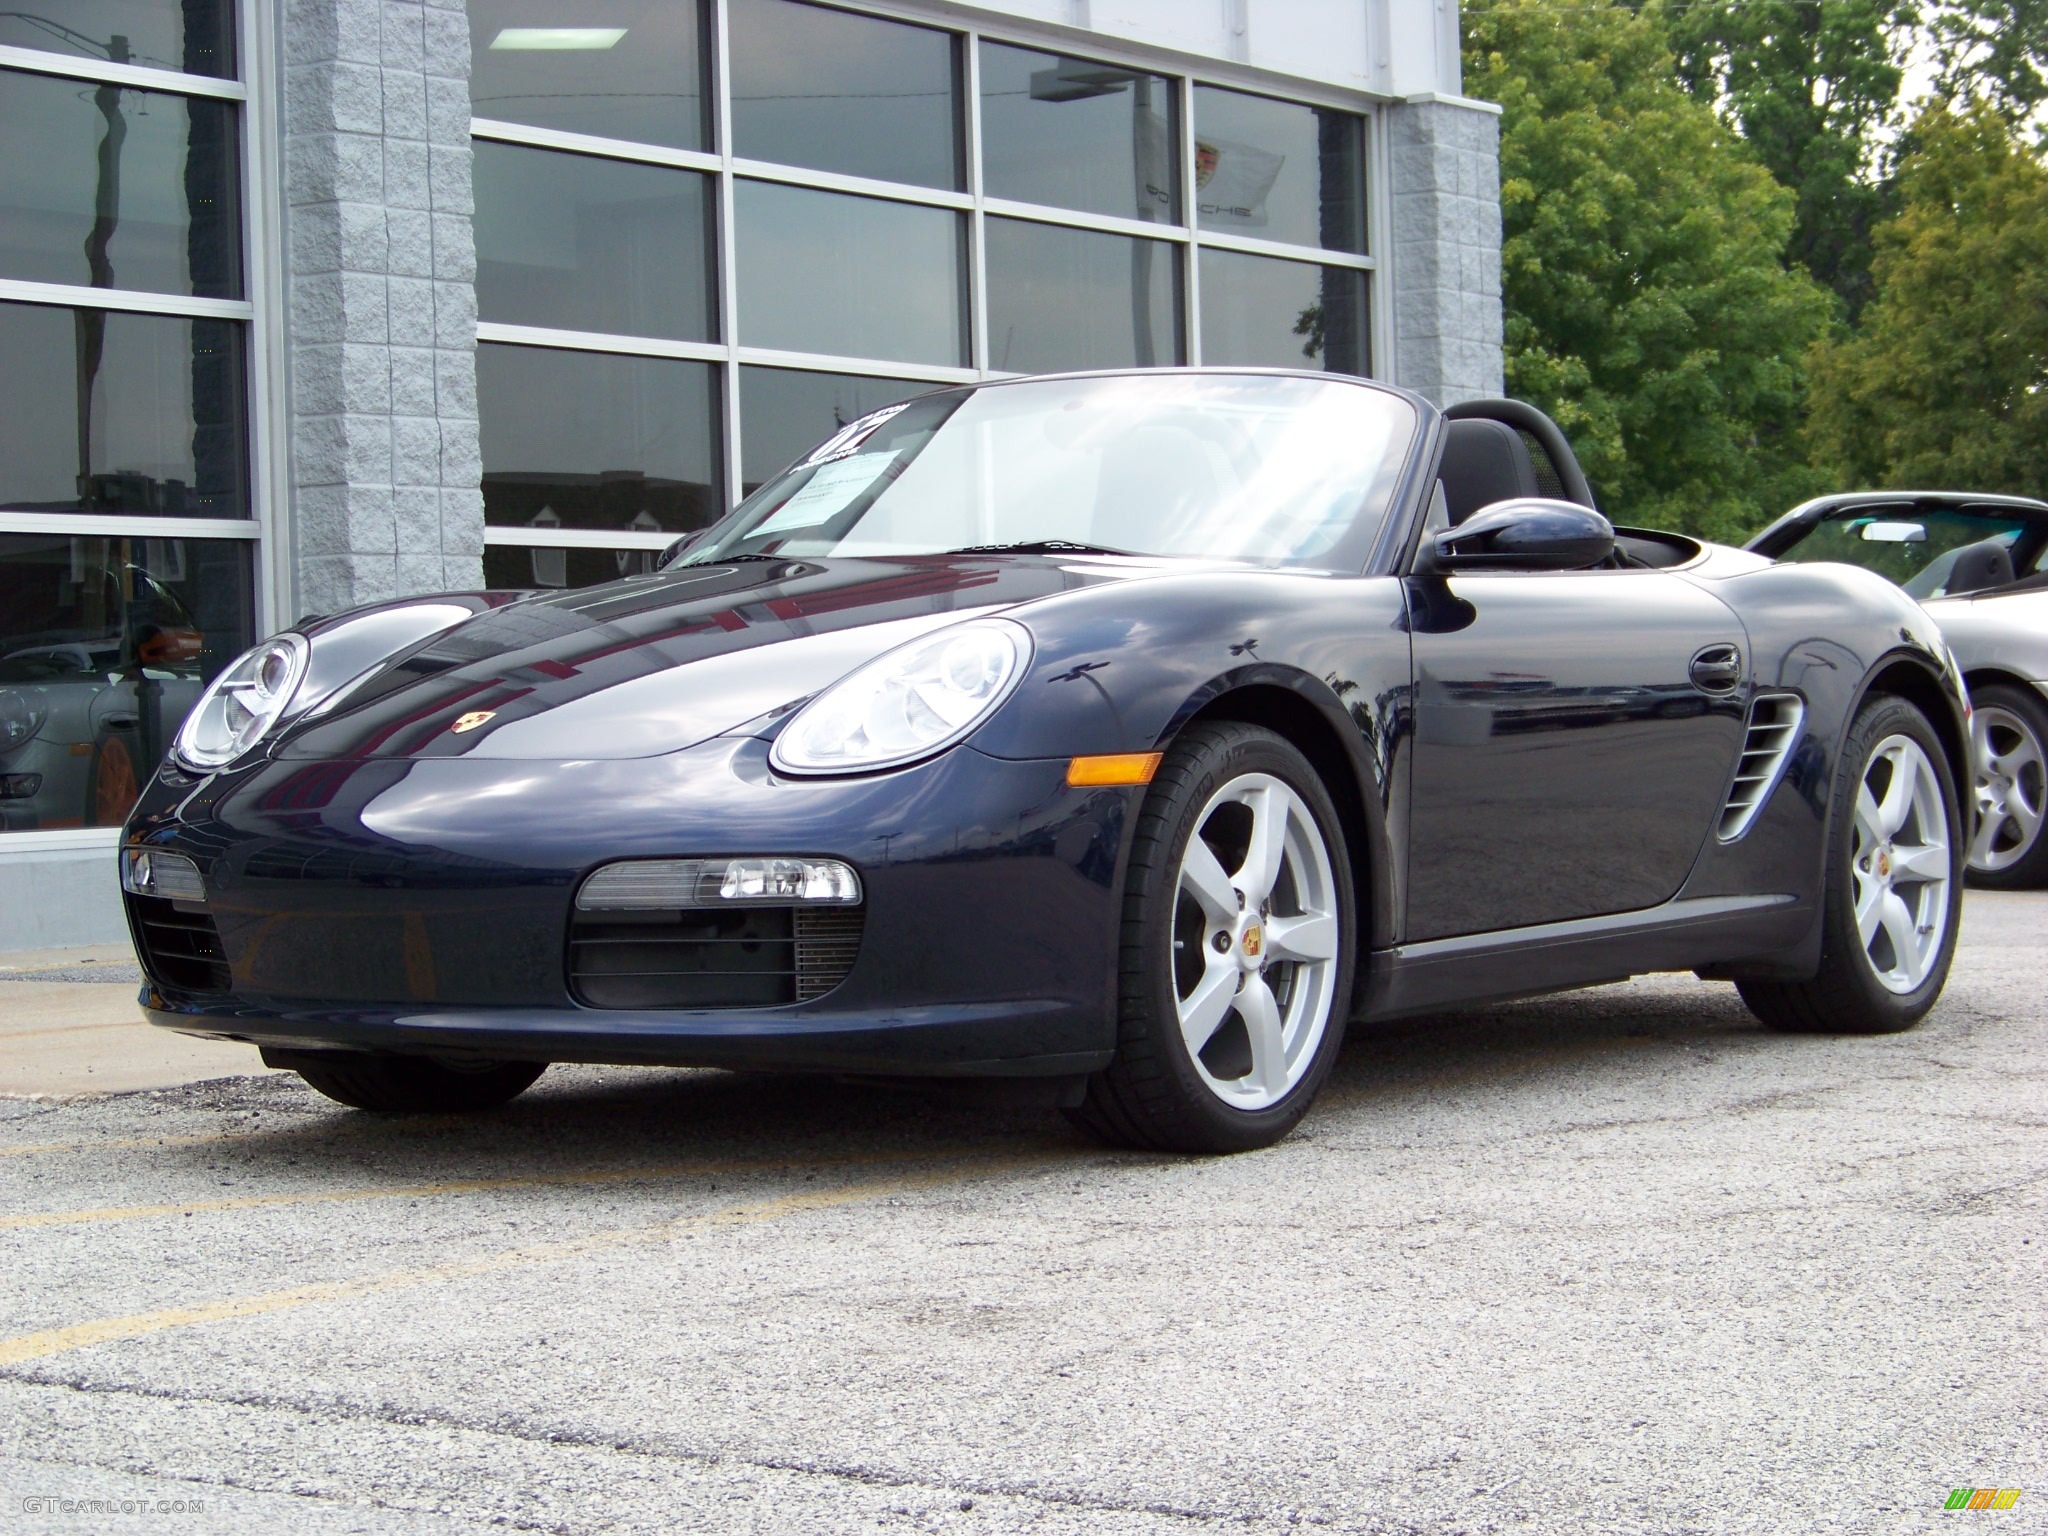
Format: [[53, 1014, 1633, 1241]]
[[1718, 693, 1805, 841]]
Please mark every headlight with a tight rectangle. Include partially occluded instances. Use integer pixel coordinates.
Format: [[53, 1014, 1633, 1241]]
[[0, 689, 45, 749], [770, 618, 1031, 775], [172, 633, 310, 771]]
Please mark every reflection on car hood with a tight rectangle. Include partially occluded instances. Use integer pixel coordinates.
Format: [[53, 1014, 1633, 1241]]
[[276, 554, 1148, 761]]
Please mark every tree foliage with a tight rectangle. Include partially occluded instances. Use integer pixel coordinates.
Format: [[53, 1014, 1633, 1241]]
[[1656, 0, 1918, 315], [1931, 0, 2048, 122], [1806, 104, 2048, 493], [1465, 0, 1836, 540]]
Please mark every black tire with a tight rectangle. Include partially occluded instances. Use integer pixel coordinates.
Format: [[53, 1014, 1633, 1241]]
[[1067, 722, 1356, 1153], [1963, 682, 2048, 889], [292, 1054, 546, 1113], [1738, 694, 1963, 1034]]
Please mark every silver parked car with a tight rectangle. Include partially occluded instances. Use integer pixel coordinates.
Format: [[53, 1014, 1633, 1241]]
[[1748, 492, 2048, 886]]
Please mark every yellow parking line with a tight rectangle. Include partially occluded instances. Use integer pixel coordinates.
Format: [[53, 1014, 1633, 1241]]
[[0, 1157, 1036, 1367], [0, 1120, 472, 1160], [0, 1142, 1041, 1231]]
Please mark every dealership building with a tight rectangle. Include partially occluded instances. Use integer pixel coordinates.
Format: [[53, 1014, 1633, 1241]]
[[0, 0, 1501, 947]]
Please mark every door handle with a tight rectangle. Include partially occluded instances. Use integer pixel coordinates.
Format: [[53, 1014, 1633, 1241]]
[[1689, 643, 1742, 694]]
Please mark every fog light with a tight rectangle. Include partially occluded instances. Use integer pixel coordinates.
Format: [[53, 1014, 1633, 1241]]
[[576, 857, 861, 911], [121, 847, 207, 903], [0, 773, 41, 799]]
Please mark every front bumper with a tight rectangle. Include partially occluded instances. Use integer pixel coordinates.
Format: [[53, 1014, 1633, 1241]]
[[126, 735, 1134, 1077]]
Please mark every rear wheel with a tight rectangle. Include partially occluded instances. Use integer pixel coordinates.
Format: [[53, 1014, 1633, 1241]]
[[1068, 722, 1354, 1153], [1738, 695, 1961, 1034], [1966, 683, 2048, 888], [288, 1054, 546, 1113]]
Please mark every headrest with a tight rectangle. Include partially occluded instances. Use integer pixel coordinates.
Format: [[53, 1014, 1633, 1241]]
[[1945, 539, 2016, 596], [1440, 418, 1540, 526]]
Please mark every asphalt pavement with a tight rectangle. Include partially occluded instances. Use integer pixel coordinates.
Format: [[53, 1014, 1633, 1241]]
[[0, 893, 2040, 1534]]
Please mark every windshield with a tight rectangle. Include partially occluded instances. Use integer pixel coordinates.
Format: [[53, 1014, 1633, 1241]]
[[1775, 507, 2048, 597], [681, 373, 1418, 570]]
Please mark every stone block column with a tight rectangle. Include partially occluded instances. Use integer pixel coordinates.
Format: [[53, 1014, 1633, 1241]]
[[282, 0, 482, 615], [1384, 97, 1505, 406]]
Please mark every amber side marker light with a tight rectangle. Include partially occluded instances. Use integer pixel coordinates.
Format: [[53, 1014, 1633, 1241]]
[[1066, 752, 1163, 787]]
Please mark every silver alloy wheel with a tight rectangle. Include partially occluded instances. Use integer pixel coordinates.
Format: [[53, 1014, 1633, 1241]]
[[1970, 704, 2047, 873], [1851, 734, 1953, 994], [1171, 772, 1341, 1110]]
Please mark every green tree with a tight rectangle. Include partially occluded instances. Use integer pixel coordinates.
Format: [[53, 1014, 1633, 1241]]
[[1806, 104, 2048, 492], [1656, 0, 1918, 316], [1930, 0, 2048, 122], [1466, 0, 1836, 540]]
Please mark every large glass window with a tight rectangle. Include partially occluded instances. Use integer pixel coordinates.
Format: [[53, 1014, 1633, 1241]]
[[0, 0, 256, 841], [986, 218, 1181, 374], [738, 367, 931, 492], [727, 0, 960, 189], [478, 344, 723, 538], [979, 42, 1177, 223], [1199, 249, 1368, 376], [735, 180, 966, 366], [0, 533, 253, 830], [468, 0, 708, 150], [0, 301, 246, 518], [0, 0, 235, 79], [0, 67, 241, 299], [1192, 86, 1365, 254], [474, 141, 715, 342], [465, 0, 1377, 591]]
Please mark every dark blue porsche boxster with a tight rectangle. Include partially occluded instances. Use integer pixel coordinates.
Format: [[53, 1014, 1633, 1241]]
[[124, 371, 1972, 1151]]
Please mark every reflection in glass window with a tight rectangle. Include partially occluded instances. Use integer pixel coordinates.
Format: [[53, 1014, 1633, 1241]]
[[729, 0, 959, 189], [979, 42, 1176, 223], [0, 0, 234, 79], [985, 217, 1180, 374], [482, 543, 665, 591], [739, 367, 931, 492], [0, 301, 246, 518], [0, 532, 252, 831], [477, 344, 722, 537], [468, 0, 707, 150], [735, 181, 966, 366], [1199, 248, 1367, 375], [474, 142, 714, 341], [0, 68, 240, 299], [1192, 86, 1364, 254]]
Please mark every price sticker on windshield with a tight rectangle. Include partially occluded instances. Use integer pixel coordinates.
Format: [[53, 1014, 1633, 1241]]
[[751, 451, 900, 537]]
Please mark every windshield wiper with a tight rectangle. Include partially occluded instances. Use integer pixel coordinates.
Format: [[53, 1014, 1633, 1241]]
[[946, 539, 1138, 557]]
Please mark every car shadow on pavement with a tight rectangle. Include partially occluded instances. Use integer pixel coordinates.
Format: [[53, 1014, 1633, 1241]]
[[100, 972, 1797, 1187]]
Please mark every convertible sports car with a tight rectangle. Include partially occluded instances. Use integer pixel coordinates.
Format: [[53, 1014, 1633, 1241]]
[[124, 372, 1971, 1152], [1748, 492, 2048, 887]]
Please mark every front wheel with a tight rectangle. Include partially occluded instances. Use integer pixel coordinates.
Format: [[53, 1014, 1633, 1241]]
[[1738, 694, 1962, 1034], [1966, 683, 2048, 888], [1068, 722, 1355, 1153], [289, 1054, 546, 1113]]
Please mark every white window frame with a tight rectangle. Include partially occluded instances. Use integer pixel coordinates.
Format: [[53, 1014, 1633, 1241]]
[[0, 0, 282, 856], [473, 0, 1386, 565]]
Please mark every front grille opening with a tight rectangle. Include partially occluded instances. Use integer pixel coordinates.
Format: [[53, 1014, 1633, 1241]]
[[1718, 692, 1805, 841], [569, 903, 865, 1010], [127, 894, 231, 992]]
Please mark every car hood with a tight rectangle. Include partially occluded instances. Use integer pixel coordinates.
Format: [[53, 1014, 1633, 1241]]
[[276, 553, 1158, 761]]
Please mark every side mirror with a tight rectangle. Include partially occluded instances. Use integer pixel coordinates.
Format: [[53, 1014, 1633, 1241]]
[[1429, 498, 1614, 572], [656, 529, 704, 569]]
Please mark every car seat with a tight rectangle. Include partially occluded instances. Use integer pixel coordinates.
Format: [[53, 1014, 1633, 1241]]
[[1944, 538, 2016, 595]]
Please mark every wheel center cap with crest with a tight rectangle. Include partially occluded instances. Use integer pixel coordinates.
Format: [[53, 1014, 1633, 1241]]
[[1240, 923, 1264, 965]]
